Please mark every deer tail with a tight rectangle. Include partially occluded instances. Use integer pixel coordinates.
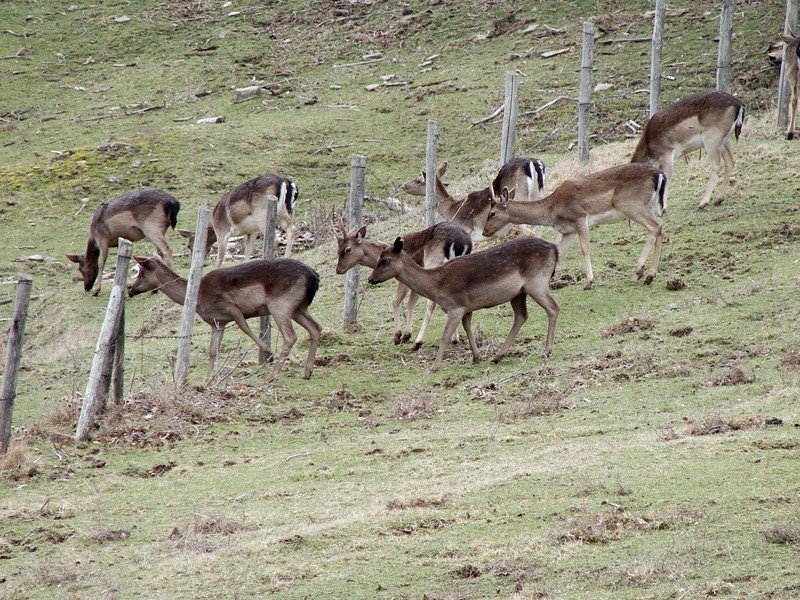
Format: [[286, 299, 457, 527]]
[[655, 172, 668, 215], [734, 104, 745, 141], [167, 198, 180, 230]]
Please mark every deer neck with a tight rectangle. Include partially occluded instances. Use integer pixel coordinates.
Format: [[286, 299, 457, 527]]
[[392, 254, 443, 302], [507, 198, 553, 227], [360, 240, 387, 269], [154, 265, 190, 306]]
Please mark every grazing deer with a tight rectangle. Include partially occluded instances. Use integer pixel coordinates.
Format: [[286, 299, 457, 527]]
[[128, 255, 321, 383], [336, 222, 472, 349], [179, 174, 297, 267], [483, 163, 667, 289], [66, 188, 180, 296], [400, 158, 545, 241], [631, 90, 745, 208], [367, 236, 560, 372], [779, 31, 800, 140]]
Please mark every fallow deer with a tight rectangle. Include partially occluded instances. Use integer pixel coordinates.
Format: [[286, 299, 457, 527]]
[[631, 90, 745, 208], [779, 31, 800, 140], [66, 188, 180, 296], [482, 163, 667, 289], [179, 174, 297, 267], [128, 255, 321, 383], [367, 236, 560, 372], [336, 222, 472, 349], [400, 158, 545, 241]]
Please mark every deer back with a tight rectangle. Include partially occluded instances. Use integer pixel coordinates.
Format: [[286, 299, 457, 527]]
[[214, 175, 297, 237], [197, 258, 319, 325], [91, 189, 180, 247], [491, 158, 545, 202], [631, 91, 745, 164]]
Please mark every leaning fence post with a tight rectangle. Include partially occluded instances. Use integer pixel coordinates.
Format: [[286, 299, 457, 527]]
[[716, 0, 736, 93], [343, 154, 366, 328], [778, 0, 799, 131], [425, 120, 438, 228], [259, 198, 278, 364], [577, 21, 594, 165], [0, 275, 33, 454], [174, 207, 209, 388], [500, 70, 520, 166], [649, 0, 666, 117], [75, 239, 131, 442]]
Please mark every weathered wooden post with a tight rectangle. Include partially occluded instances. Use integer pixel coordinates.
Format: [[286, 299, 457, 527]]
[[343, 154, 366, 328], [174, 207, 209, 387], [259, 198, 278, 364], [650, 0, 666, 117], [0, 275, 33, 454], [425, 120, 438, 228], [75, 239, 131, 442], [111, 286, 125, 406], [500, 70, 520, 166], [778, 0, 799, 130], [716, 0, 736, 93], [577, 21, 594, 165]]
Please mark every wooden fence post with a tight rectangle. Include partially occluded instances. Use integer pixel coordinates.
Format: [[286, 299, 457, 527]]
[[716, 0, 736, 93], [259, 198, 278, 364], [425, 120, 438, 228], [344, 155, 366, 328], [650, 0, 666, 117], [174, 207, 209, 387], [577, 21, 594, 165], [0, 275, 33, 454], [778, 0, 799, 130], [75, 239, 131, 442], [500, 71, 520, 166]]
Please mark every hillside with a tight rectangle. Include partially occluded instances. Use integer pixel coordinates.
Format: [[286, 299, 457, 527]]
[[1, 1, 799, 599]]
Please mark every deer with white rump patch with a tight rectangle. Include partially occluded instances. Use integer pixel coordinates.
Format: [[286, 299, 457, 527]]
[[482, 163, 667, 289], [66, 188, 180, 296], [336, 222, 472, 349], [128, 255, 321, 383], [179, 174, 297, 266], [631, 91, 745, 208], [779, 31, 800, 140], [400, 158, 545, 241], [367, 236, 560, 372]]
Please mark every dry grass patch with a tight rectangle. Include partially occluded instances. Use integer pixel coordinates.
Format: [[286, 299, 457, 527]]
[[169, 512, 256, 552], [602, 316, 656, 339], [386, 495, 448, 511], [687, 413, 763, 436], [698, 366, 753, 388], [392, 392, 437, 420]]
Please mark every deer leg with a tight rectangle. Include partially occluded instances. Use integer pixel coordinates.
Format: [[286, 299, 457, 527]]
[[460, 311, 481, 364], [574, 218, 594, 289], [699, 141, 723, 209], [283, 222, 295, 258], [404, 289, 419, 344], [526, 281, 560, 357], [244, 233, 256, 261], [207, 325, 225, 383], [216, 231, 232, 268], [264, 312, 297, 383], [633, 215, 665, 284], [391, 283, 409, 344], [91, 245, 110, 296], [292, 309, 321, 380], [432, 309, 464, 372], [788, 89, 798, 140], [493, 294, 528, 363], [556, 231, 577, 261], [713, 139, 735, 206]]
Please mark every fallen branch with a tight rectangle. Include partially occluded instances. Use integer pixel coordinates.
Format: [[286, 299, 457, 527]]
[[470, 104, 504, 127], [332, 57, 385, 69], [519, 95, 574, 118], [600, 36, 651, 45]]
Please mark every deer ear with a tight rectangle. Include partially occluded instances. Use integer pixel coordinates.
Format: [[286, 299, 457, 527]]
[[357, 225, 367, 241], [133, 256, 148, 266], [177, 229, 194, 240], [781, 33, 796, 44], [392, 237, 404, 253], [65, 253, 82, 264], [438, 161, 448, 176]]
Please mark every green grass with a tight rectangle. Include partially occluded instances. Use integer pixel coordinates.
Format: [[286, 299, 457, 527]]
[[1, 1, 799, 599]]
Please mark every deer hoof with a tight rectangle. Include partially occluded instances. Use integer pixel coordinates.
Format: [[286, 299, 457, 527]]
[[789, 132, 796, 140], [713, 197, 725, 206], [491, 355, 503, 364], [645, 275, 654, 285], [583, 281, 593, 290], [393, 333, 402, 345], [412, 342, 422, 351], [402, 333, 411, 343]]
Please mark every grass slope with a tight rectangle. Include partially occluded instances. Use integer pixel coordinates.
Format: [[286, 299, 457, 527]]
[[1, 1, 799, 599]]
